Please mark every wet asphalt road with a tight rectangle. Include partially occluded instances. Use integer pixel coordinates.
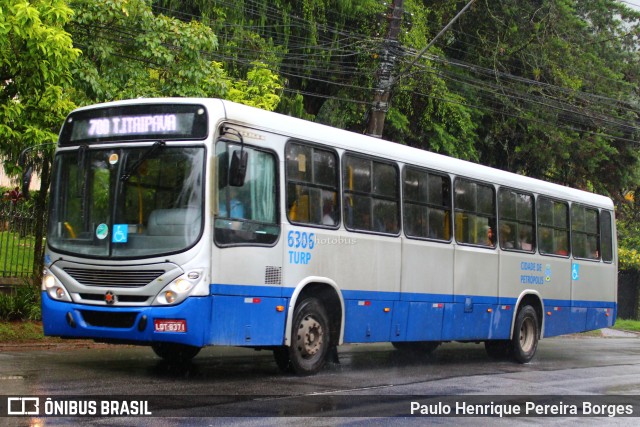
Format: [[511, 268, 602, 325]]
[[1, 335, 640, 425]]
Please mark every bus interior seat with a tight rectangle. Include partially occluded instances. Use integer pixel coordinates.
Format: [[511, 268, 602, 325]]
[[147, 208, 201, 236]]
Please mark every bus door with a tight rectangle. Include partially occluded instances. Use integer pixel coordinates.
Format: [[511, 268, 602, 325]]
[[210, 133, 286, 346]]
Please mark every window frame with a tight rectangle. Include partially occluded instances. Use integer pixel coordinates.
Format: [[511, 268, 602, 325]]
[[497, 187, 536, 253], [453, 177, 497, 249], [600, 210, 614, 263], [536, 195, 570, 258], [402, 165, 452, 243], [571, 203, 601, 262], [342, 152, 401, 236], [285, 140, 341, 230], [214, 139, 281, 248]]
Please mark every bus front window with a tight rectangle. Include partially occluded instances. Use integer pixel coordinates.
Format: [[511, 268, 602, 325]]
[[214, 141, 279, 246], [48, 146, 205, 258]]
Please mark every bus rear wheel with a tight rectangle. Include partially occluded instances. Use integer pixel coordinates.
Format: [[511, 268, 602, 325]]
[[511, 305, 539, 363], [151, 343, 201, 363], [277, 298, 330, 375]]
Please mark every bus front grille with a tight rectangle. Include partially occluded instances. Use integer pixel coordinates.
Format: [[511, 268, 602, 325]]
[[79, 310, 138, 328], [63, 268, 165, 287]]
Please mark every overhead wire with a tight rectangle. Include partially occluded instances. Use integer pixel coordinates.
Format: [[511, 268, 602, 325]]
[[72, 1, 639, 142]]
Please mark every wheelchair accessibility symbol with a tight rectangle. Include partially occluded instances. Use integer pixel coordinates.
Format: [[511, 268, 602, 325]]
[[572, 263, 580, 281], [112, 224, 128, 243]]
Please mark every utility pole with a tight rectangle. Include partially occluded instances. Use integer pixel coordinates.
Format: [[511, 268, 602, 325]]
[[365, 0, 476, 139], [366, 0, 404, 139]]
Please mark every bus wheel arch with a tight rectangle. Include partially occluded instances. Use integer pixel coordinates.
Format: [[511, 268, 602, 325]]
[[511, 292, 543, 363], [285, 278, 344, 348], [276, 279, 344, 375]]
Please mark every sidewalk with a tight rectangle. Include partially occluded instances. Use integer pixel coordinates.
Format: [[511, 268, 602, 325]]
[[600, 328, 639, 338]]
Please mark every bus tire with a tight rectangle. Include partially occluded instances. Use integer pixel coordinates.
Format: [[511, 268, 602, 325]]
[[485, 340, 511, 359], [511, 305, 539, 363], [288, 297, 330, 375], [392, 341, 440, 354], [151, 343, 201, 363]]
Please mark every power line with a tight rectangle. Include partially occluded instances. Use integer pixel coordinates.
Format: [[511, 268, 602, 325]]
[[71, 2, 639, 144]]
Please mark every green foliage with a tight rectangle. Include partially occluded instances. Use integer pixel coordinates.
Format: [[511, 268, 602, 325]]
[[450, 0, 640, 192], [612, 319, 640, 332], [70, 0, 220, 101], [0, 320, 44, 341], [0, 283, 41, 321], [226, 62, 282, 111], [0, 0, 79, 176], [619, 247, 640, 271], [69, 0, 283, 108]]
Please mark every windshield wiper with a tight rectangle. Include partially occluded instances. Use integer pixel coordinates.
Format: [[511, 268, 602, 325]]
[[120, 141, 166, 181]]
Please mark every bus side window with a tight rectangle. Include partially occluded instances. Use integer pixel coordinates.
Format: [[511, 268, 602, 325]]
[[403, 166, 451, 241], [498, 188, 535, 252], [572, 204, 600, 260], [286, 142, 339, 227], [343, 154, 399, 234], [600, 210, 613, 262], [538, 197, 569, 256], [454, 178, 496, 247]]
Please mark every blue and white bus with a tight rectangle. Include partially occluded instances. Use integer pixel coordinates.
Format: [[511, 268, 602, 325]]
[[38, 98, 617, 375]]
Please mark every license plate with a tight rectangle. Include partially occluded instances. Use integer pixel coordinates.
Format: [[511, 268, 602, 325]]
[[154, 319, 187, 333]]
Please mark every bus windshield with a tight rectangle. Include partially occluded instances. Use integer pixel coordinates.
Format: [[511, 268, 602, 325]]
[[48, 146, 205, 258]]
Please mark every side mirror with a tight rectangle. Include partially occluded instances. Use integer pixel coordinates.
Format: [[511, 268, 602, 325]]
[[229, 150, 248, 187], [21, 165, 33, 200]]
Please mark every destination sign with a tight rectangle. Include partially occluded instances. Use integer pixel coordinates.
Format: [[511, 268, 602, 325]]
[[59, 104, 208, 145]]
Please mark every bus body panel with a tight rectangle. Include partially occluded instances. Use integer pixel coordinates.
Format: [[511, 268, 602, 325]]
[[208, 294, 288, 346], [40, 98, 618, 364]]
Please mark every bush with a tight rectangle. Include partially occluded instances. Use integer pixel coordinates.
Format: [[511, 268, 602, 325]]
[[619, 247, 640, 271], [0, 282, 41, 321]]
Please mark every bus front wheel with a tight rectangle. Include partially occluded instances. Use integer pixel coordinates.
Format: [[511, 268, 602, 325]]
[[277, 297, 330, 375], [151, 343, 201, 363], [511, 305, 539, 363]]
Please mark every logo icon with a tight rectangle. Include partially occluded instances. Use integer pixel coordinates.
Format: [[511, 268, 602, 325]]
[[7, 397, 39, 415], [105, 291, 116, 305], [96, 223, 108, 240], [112, 224, 128, 243]]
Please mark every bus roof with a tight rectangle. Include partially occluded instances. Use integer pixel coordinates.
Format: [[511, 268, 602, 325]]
[[69, 97, 614, 210]]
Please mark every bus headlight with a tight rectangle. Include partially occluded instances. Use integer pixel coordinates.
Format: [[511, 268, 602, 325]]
[[154, 270, 202, 306], [42, 271, 72, 302]]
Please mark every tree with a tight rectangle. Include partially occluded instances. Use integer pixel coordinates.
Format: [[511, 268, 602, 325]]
[[0, 0, 80, 279], [69, 0, 282, 109], [444, 0, 639, 193]]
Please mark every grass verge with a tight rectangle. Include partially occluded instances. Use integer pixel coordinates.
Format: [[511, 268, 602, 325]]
[[0, 321, 45, 342], [612, 318, 640, 332]]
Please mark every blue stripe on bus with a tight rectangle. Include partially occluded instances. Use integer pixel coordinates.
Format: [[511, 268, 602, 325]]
[[208, 283, 616, 343], [209, 283, 615, 309], [41, 284, 617, 348]]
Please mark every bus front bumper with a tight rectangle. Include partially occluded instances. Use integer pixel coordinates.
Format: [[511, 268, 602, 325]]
[[41, 292, 210, 347]]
